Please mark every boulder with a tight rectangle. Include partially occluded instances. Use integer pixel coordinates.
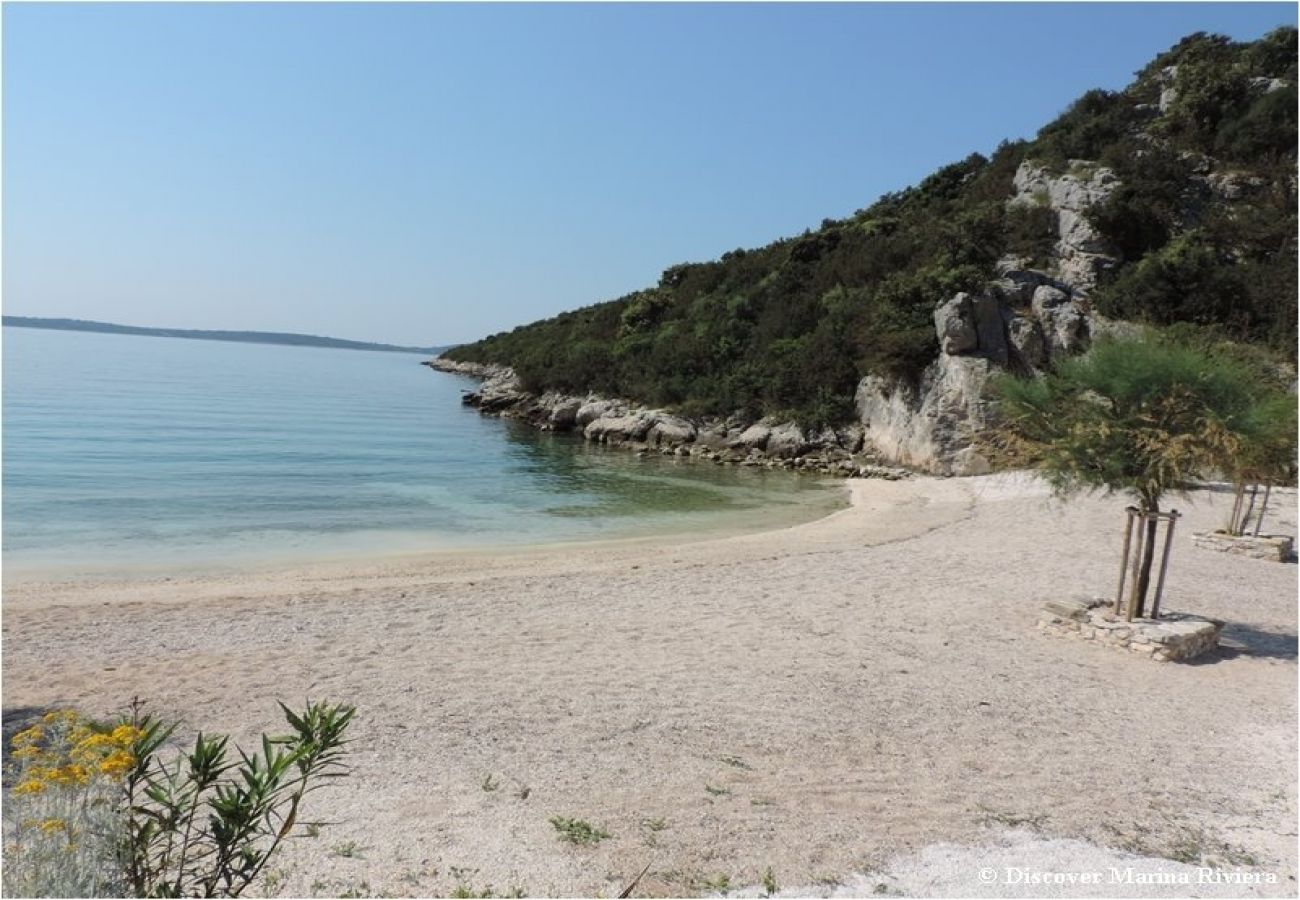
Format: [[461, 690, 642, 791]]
[[693, 425, 731, 451], [545, 396, 583, 429], [575, 400, 618, 427], [1032, 286, 1089, 358], [585, 412, 654, 444], [766, 423, 810, 459], [730, 423, 772, 451], [646, 415, 696, 448], [934, 294, 978, 355], [933, 292, 1007, 363]]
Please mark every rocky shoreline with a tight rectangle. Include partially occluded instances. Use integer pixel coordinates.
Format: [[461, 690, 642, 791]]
[[428, 157, 1146, 479], [424, 358, 912, 480]]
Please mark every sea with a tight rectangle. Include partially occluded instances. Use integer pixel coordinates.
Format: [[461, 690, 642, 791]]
[[2, 326, 843, 577]]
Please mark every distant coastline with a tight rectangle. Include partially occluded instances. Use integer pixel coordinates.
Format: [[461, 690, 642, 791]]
[[3, 316, 448, 355]]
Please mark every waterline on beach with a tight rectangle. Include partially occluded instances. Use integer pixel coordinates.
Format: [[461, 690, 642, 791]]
[[3, 327, 844, 577]]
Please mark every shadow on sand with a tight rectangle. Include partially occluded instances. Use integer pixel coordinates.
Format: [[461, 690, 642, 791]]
[[1187, 622, 1299, 665]]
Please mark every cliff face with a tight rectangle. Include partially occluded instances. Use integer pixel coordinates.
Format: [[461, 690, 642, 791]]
[[438, 29, 1296, 475], [854, 162, 1127, 475]]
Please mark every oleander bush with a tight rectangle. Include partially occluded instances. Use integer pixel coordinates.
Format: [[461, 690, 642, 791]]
[[3, 700, 355, 898]]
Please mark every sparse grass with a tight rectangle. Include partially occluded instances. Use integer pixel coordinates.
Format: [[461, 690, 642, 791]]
[[1101, 822, 1257, 868], [263, 869, 287, 895], [704, 784, 731, 797], [750, 797, 776, 807], [331, 841, 364, 859], [641, 817, 667, 833], [700, 873, 733, 894], [481, 773, 499, 792], [1167, 828, 1259, 867], [515, 785, 531, 800], [304, 823, 322, 838], [761, 866, 779, 897], [719, 755, 752, 770], [451, 884, 525, 898], [976, 804, 1046, 830], [549, 816, 611, 846]]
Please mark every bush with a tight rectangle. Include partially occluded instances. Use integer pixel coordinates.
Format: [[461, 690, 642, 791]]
[[3, 700, 355, 899], [991, 335, 1289, 612]]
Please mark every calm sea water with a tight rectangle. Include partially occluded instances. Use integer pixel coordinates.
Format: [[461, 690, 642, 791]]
[[3, 327, 841, 576]]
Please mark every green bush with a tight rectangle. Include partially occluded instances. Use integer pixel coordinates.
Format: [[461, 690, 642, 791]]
[[3, 701, 354, 899]]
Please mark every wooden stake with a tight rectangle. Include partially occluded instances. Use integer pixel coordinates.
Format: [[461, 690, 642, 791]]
[[1150, 510, 1179, 621], [1254, 483, 1272, 537], [1241, 484, 1259, 536], [1228, 482, 1246, 535], [1133, 511, 1159, 619], [1115, 507, 1136, 615], [1126, 511, 1146, 622]]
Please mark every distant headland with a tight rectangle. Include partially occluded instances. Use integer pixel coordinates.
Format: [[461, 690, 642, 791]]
[[3, 316, 448, 356]]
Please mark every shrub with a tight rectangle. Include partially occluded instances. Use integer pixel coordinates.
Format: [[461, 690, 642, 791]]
[[991, 335, 1287, 612], [3, 700, 355, 899], [3, 711, 133, 897]]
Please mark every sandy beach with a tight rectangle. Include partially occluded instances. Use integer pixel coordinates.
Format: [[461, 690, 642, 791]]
[[3, 473, 1296, 897]]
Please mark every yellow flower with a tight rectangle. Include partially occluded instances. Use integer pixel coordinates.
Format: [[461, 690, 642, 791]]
[[71, 732, 117, 760], [13, 780, 46, 795], [11, 726, 45, 748], [98, 749, 135, 779], [110, 724, 143, 748], [46, 764, 90, 786], [37, 818, 67, 834], [10, 746, 43, 761]]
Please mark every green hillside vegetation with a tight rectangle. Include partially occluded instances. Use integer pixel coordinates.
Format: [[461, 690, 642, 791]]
[[446, 29, 1297, 426]]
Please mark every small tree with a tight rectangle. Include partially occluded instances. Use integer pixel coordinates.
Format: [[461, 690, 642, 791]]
[[1221, 391, 1297, 536], [992, 335, 1264, 615]]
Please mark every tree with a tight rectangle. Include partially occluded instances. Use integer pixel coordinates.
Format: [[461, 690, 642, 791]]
[[1221, 390, 1297, 536], [991, 335, 1272, 615]]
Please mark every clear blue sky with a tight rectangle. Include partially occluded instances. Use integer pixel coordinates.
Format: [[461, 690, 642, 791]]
[[3, 3, 1294, 345]]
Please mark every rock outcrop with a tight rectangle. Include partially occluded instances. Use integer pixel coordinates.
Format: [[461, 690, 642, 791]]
[[425, 358, 909, 480], [435, 152, 1135, 479], [1010, 160, 1120, 292]]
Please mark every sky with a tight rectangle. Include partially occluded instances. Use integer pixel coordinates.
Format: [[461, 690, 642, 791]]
[[3, 3, 1295, 346]]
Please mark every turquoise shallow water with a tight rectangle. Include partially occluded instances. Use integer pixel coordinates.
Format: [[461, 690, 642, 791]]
[[2, 327, 842, 576]]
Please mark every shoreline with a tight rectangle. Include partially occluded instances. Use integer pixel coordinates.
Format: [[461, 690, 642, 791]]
[[1, 475, 926, 611], [425, 357, 916, 479], [1, 471, 851, 591], [3, 473, 1295, 897]]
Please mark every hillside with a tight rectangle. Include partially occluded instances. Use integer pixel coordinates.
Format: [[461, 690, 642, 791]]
[[444, 28, 1297, 434], [4, 317, 448, 356]]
